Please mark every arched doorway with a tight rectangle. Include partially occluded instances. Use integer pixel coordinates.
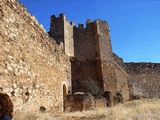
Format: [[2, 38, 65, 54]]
[[63, 84, 67, 112]]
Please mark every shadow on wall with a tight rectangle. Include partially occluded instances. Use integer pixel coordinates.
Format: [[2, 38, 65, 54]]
[[74, 78, 103, 98]]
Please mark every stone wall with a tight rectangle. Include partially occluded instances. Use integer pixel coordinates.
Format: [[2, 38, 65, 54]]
[[0, 0, 71, 113], [95, 20, 113, 61], [73, 20, 96, 61], [113, 53, 126, 71], [94, 20, 118, 96], [114, 62, 130, 100], [49, 14, 75, 57], [64, 18, 75, 56], [49, 14, 65, 44], [125, 63, 160, 98], [71, 58, 103, 97], [0, 0, 136, 115]]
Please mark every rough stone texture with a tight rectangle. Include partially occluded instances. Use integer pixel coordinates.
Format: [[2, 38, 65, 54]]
[[49, 15, 130, 100], [0, 0, 71, 112], [112, 53, 126, 70], [114, 62, 130, 100], [71, 59, 100, 95], [64, 93, 95, 112], [73, 21, 96, 61], [49, 14, 75, 56], [49, 16, 131, 100], [2, 0, 159, 115], [125, 63, 160, 98]]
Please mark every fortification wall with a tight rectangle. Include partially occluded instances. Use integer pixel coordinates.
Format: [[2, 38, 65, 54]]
[[49, 14, 65, 44], [95, 20, 112, 61], [93, 20, 118, 97], [71, 59, 101, 96], [125, 63, 160, 97], [114, 62, 130, 100], [101, 61, 117, 95], [70, 20, 121, 98], [64, 19, 75, 56], [0, 0, 71, 113], [73, 20, 96, 61], [112, 53, 126, 71], [49, 14, 75, 57]]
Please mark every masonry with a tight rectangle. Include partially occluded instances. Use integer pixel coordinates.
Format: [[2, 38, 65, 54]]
[[125, 62, 160, 98], [49, 14, 130, 100], [0, 0, 159, 114], [0, 0, 72, 112]]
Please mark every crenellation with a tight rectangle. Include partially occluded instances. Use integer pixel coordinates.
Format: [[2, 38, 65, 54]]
[[1, 0, 72, 113], [78, 23, 84, 29], [86, 19, 92, 24], [70, 21, 75, 26], [1, 0, 159, 115]]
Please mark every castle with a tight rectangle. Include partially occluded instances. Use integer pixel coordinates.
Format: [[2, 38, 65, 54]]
[[0, 0, 159, 113]]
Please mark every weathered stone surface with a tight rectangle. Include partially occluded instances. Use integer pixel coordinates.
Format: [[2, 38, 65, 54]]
[[49, 14, 131, 100], [125, 63, 160, 98], [64, 93, 95, 112], [0, 0, 71, 113], [1, 0, 159, 115]]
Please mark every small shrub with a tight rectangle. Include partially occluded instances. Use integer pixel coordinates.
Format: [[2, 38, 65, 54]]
[[78, 78, 103, 98]]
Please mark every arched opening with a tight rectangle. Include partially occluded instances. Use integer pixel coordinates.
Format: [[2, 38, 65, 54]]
[[63, 84, 67, 112]]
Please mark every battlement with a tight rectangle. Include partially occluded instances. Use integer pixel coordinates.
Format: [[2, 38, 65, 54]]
[[50, 14, 109, 32], [1, 0, 159, 115], [75, 19, 109, 31], [49, 14, 112, 61], [50, 14, 76, 27]]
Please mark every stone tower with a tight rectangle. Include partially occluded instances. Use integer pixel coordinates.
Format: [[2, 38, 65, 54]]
[[49, 14, 75, 56], [49, 15, 117, 96], [94, 20, 117, 94]]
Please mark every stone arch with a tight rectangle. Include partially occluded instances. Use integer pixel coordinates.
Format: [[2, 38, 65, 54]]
[[63, 84, 67, 112]]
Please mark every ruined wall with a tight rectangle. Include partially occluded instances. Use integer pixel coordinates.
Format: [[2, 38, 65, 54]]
[[64, 18, 75, 56], [125, 63, 160, 98], [73, 20, 96, 61], [49, 14, 64, 44], [71, 21, 102, 96], [49, 14, 75, 57], [112, 54, 131, 100], [36, 5, 130, 102], [114, 62, 130, 100], [71, 59, 102, 96], [70, 19, 130, 99], [95, 20, 112, 61], [100, 61, 117, 96], [94, 20, 117, 96], [0, 0, 71, 113]]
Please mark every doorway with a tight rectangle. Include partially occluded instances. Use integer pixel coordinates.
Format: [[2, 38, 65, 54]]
[[63, 84, 67, 112]]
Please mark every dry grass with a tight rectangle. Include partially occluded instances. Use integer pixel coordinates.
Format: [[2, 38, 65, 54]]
[[13, 98, 160, 120]]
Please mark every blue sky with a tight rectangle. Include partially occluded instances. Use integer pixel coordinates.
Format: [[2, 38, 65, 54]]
[[19, 0, 160, 63]]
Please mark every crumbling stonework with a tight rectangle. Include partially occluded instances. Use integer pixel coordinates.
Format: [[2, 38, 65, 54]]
[[0, 0, 71, 112], [1, 0, 159, 114], [125, 63, 160, 98], [49, 15, 130, 100]]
